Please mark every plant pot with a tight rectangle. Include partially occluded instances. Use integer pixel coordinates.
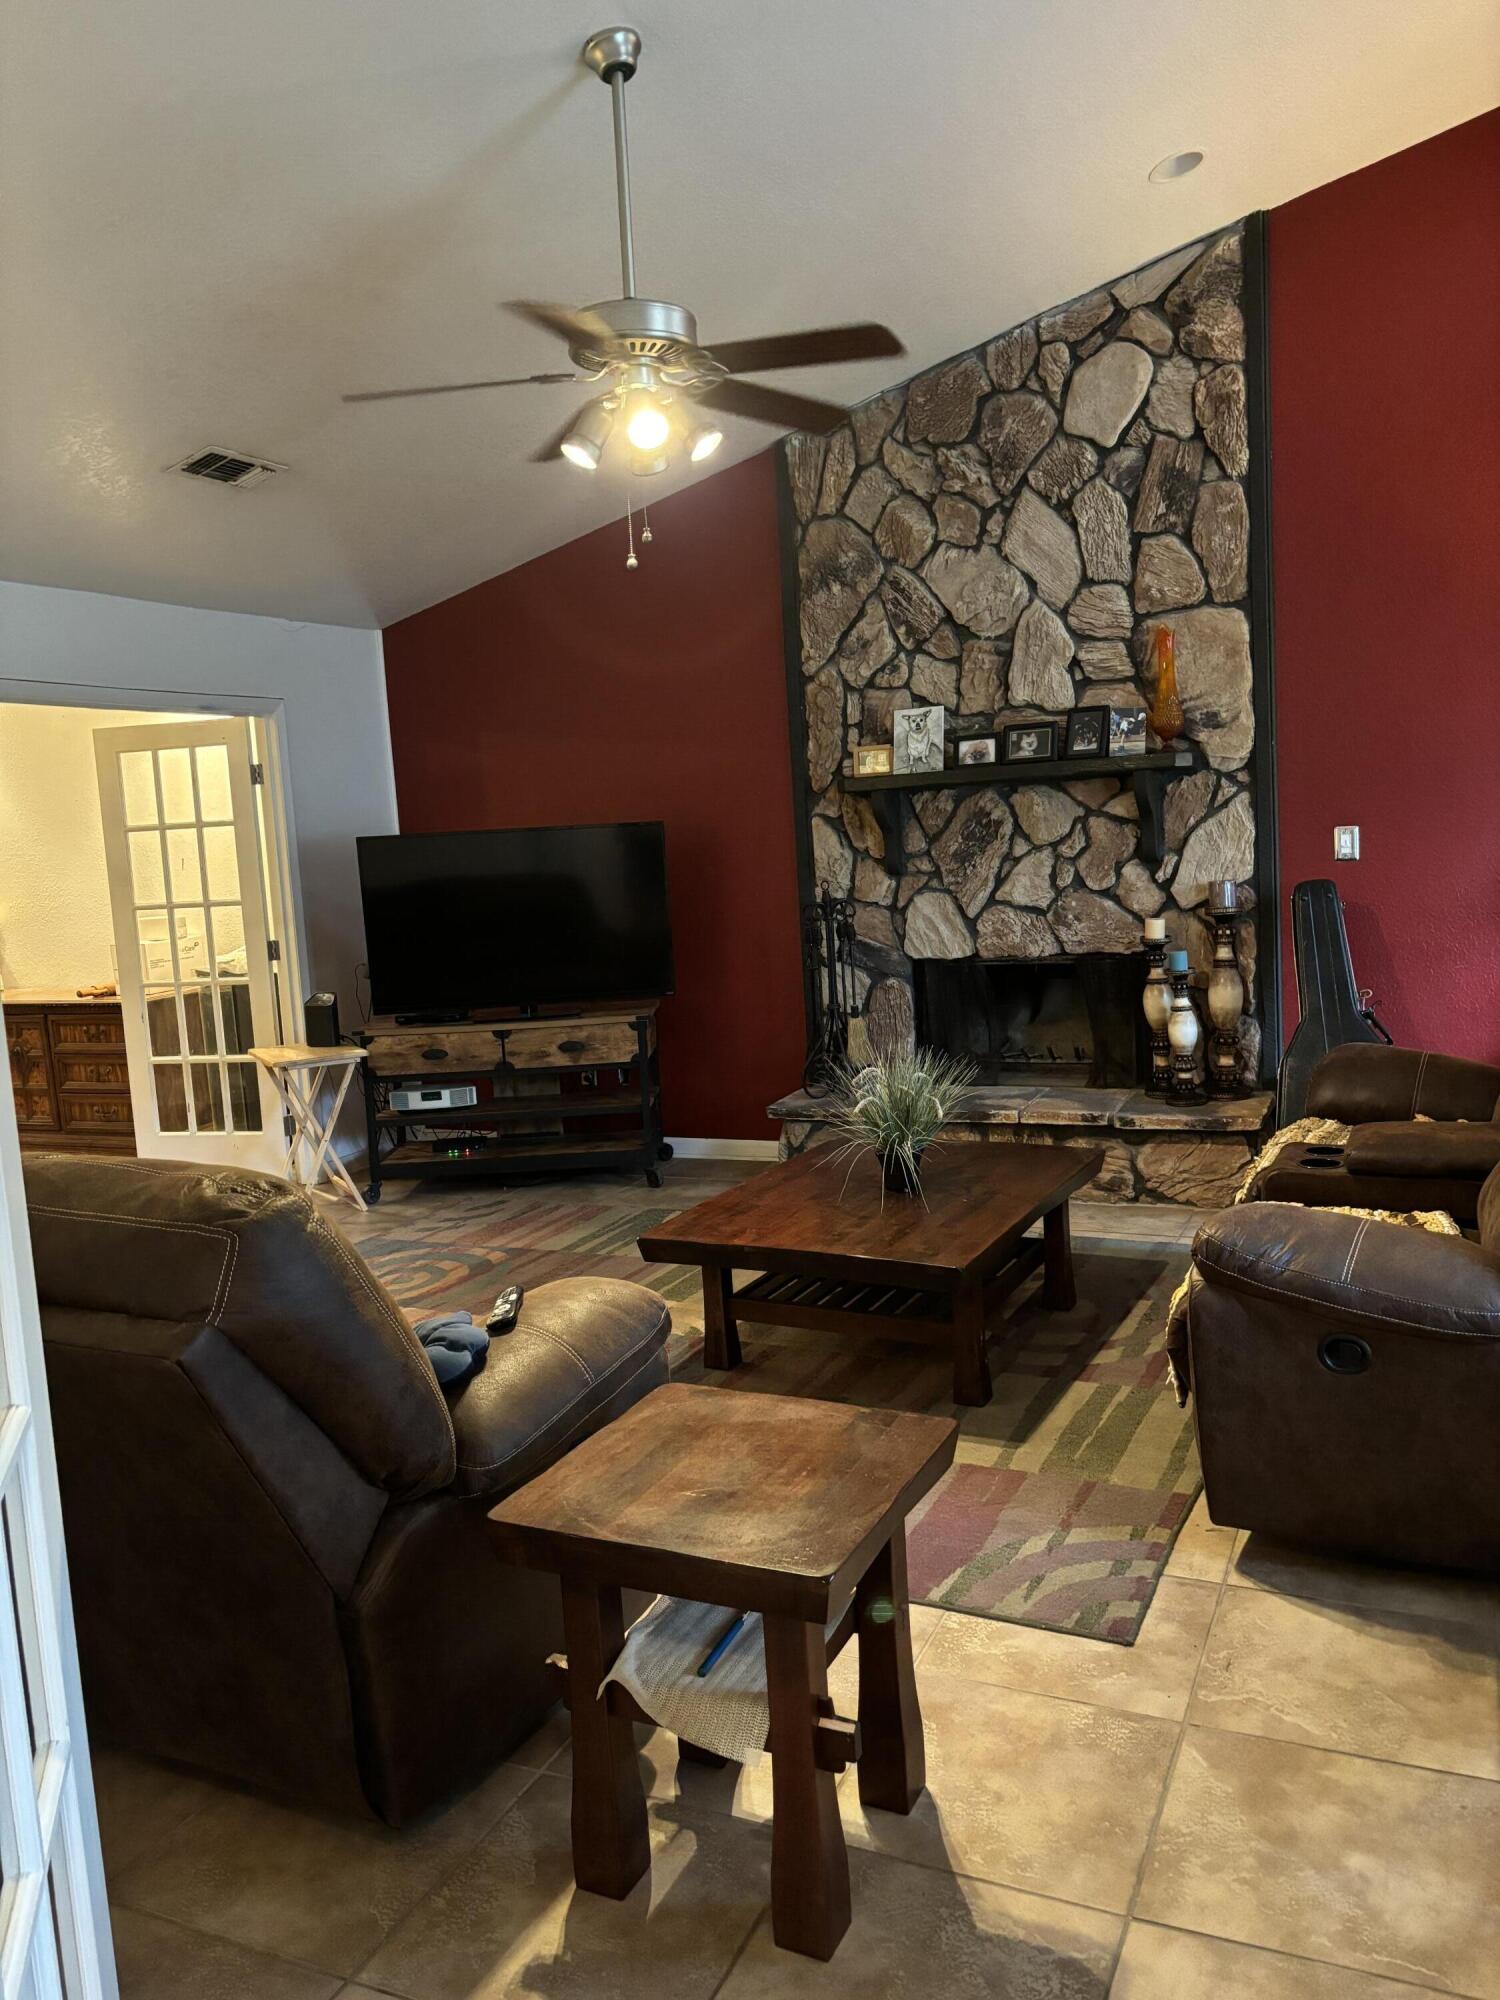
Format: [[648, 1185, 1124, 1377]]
[[880, 1146, 925, 1196]]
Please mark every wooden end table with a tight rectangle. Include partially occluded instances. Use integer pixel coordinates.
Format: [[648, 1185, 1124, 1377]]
[[488, 1383, 956, 1961], [638, 1140, 1102, 1406]]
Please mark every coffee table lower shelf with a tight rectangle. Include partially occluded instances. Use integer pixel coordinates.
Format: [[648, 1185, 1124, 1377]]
[[707, 1224, 1062, 1406]]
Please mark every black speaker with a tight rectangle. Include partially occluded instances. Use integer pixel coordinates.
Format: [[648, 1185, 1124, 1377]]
[[304, 993, 340, 1047]]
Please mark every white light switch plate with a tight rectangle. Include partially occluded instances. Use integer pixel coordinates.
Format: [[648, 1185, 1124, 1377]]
[[1334, 825, 1360, 861]]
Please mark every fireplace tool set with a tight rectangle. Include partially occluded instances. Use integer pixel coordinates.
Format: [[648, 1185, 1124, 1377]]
[[801, 888, 860, 1095]]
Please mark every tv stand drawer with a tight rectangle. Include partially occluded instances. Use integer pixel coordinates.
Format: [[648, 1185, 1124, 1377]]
[[364, 1014, 650, 1077]]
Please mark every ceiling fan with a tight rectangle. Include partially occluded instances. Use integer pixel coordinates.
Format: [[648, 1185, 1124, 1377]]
[[343, 26, 904, 496]]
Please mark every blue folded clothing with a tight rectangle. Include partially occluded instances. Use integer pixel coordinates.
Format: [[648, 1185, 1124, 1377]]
[[413, 1311, 490, 1386]]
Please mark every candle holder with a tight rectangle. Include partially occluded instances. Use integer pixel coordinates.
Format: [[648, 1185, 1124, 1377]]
[[1166, 949, 1207, 1105], [1141, 918, 1171, 1096], [1205, 881, 1248, 1098]]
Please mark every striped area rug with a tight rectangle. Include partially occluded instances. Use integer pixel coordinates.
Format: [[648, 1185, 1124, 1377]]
[[340, 1169, 1198, 1644]]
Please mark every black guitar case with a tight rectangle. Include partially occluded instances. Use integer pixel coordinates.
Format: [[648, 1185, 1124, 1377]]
[[1277, 878, 1391, 1125]]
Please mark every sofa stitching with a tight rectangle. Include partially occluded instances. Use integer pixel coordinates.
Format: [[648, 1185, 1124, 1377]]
[[307, 1215, 456, 1448], [1338, 1218, 1370, 1289], [456, 1337, 667, 1475], [27, 1207, 234, 1311], [531, 1326, 597, 1385], [1412, 1049, 1429, 1119], [1195, 1248, 1500, 1330]]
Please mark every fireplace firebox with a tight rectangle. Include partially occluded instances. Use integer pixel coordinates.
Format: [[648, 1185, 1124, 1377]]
[[913, 956, 1148, 1087]]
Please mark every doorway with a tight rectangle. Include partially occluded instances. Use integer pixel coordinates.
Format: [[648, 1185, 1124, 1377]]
[[1, 700, 305, 1177]]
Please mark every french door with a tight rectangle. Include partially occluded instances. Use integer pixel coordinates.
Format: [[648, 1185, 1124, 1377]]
[[0, 1054, 115, 1996], [93, 720, 283, 1172]]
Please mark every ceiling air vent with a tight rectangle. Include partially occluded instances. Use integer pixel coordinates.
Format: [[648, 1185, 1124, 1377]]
[[173, 448, 285, 490]]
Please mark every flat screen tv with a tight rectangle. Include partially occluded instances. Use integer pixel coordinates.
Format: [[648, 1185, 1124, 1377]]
[[356, 821, 673, 1017]]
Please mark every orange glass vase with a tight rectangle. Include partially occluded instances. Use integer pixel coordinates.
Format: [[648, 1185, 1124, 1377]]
[[1147, 626, 1185, 743]]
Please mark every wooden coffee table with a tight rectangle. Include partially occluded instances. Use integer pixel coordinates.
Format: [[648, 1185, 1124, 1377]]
[[638, 1140, 1102, 1406], [488, 1383, 957, 1961]]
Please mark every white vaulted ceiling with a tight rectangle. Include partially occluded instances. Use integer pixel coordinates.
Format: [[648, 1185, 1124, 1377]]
[[3, 0, 1497, 628]]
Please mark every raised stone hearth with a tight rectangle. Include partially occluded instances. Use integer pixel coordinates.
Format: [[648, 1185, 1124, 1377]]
[[769, 1086, 1272, 1207]]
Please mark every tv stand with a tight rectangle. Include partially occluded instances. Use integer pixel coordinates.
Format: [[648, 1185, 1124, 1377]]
[[358, 1003, 666, 1200]]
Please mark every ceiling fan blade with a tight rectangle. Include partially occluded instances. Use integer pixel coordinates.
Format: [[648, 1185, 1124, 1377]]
[[503, 299, 616, 349], [696, 378, 852, 435], [706, 323, 905, 375], [343, 373, 578, 404]]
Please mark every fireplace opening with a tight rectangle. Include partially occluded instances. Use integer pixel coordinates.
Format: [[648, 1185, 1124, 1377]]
[[912, 955, 1148, 1087]]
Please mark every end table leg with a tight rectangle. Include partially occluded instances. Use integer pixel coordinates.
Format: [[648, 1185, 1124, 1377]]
[[560, 1578, 649, 1900], [1043, 1203, 1077, 1311], [764, 1613, 851, 1961], [855, 1531, 925, 1814], [701, 1263, 742, 1371], [952, 1275, 992, 1407]]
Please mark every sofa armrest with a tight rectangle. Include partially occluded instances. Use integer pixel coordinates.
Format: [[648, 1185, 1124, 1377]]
[[1192, 1204, 1500, 1341], [1344, 1121, 1500, 1182], [442, 1278, 670, 1501], [1307, 1044, 1500, 1126]]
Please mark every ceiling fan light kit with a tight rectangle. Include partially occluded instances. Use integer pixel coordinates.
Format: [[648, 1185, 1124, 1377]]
[[344, 25, 904, 568]]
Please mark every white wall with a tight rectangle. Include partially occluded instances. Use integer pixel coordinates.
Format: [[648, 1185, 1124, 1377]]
[[0, 705, 187, 991], [0, 582, 395, 1029]]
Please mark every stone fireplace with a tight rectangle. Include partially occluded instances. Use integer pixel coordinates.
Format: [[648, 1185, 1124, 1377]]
[[772, 220, 1276, 1201]]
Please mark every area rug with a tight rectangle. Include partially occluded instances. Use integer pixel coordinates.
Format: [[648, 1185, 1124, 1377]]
[[340, 1172, 1199, 1644]]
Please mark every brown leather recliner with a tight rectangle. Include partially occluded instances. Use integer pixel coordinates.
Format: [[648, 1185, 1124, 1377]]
[[25, 1153, 670, 1826], [1249, 1043, 1500, 1225], [1167, 1164, 1500, 1573]]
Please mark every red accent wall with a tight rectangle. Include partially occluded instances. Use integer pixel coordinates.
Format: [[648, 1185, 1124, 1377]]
[[381, 450, 807, 1139], [1271, 109, 1500, 1062]]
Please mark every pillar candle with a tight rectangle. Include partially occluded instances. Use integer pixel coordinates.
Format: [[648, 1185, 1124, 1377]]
[[1143, 916, 1167, 942]]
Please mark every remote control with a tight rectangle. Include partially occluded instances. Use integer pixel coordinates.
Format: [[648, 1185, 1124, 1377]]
[[485, 1285, 524, 1335]]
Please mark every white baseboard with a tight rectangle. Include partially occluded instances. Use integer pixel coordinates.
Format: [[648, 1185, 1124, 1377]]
[[666, 1136, 780, 1162]]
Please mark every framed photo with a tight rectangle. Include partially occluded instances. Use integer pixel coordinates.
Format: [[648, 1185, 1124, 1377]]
[[1064, 707, 1108, 758], [892, 704, 945, 774], [1108, 707, 1148, 757], [852, 743, 893, 777], [956, 736, 996, 767], [1001, 720, 1059, 763]]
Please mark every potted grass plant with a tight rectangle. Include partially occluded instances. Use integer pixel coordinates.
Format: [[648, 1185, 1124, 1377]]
[[827, 1048, 977, 1198]]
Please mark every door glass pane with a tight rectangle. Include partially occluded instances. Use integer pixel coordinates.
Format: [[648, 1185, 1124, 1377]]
[[219, 983, 253, 1055], [226, 1061, 263, 1131], [174, 908, 211, 982], [119, 749, 158, 826], [202, 824, 240, 901], [136, 910, 174, 984], [144, 990, 181, 1057], [165, 827, 203, 904], [182, 988, 219, 1057], [128, 829, 166, 905], [158, 747, 194, 823], [211, 905, 249, 977], [192, 1064, 225, 1132], [153, 1064, 188, 1131], [196, 742, 233, 821]]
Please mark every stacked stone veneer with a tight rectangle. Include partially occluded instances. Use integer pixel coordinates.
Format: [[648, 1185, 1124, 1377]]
[[786, 225, 1261, 1077]]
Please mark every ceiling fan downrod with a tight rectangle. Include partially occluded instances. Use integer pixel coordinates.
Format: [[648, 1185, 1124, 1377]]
[[582, 27, 642, 301]]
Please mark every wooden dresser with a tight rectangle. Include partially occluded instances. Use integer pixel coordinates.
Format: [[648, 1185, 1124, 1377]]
[[5, 992, 136, 1155]]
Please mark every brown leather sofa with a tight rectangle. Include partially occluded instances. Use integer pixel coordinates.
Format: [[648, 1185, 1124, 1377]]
[[1248, 1043, 1500, 1225], [1168, 1164, 1500, 1573], [25, 1153, 670, 1825]]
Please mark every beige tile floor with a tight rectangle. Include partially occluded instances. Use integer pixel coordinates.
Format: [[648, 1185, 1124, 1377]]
[[93, 1196, 1500, 1998]]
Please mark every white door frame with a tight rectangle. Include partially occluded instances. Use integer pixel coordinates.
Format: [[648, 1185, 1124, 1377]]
[[0, 681, 310, 1077], [0, 1034, 115, 1996]]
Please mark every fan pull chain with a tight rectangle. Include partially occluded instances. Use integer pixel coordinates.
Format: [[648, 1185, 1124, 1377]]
[[639, 503, 653, 545], [624, 496, 638, 571]]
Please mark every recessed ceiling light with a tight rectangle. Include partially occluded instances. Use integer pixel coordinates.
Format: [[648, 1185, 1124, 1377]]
[[1149, 150, 1203, 183]]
